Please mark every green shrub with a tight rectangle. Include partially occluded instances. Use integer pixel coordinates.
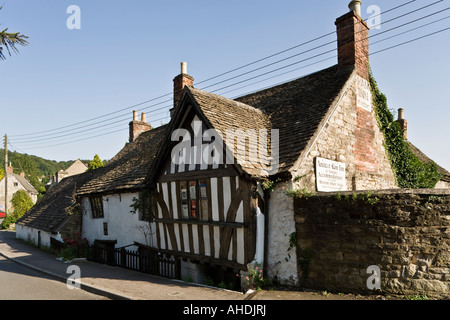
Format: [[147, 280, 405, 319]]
[[59, 246, 77, 261], [370, 71, 441, 188], [1, 215, 17, 229]]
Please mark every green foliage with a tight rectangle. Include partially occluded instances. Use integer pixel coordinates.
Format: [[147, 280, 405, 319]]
[[261, 178, 281, 192], [284, 232, 298, 262], [244, 263, 268, 291], [87, 154, 104, 171], [285, 187, 315, 199], [204, 277, 215, 287], [336, 191, 379, 205], [293, 174, 306, 182], [0, 149, 76, 194], [129, 190, 156, 222], [59, 246, 78, 261], [1, 215, 16, 229], [427, 195, 445, 204], [60, 232, 90, 260], [370, 71, 441, 188], [297, 247, 314, 281], [10, 190, 34, 218], [288, 232, 298, 252], [0, 5, 29, 60], [1, 190, 34, 229]]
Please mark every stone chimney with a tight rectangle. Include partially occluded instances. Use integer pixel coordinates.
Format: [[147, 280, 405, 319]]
[[129, 110, 152, 143], [335, 1, 370, 80], [396, 108, 408, 139], [7, 163, 13, 174], [171, 62, 194, 117]]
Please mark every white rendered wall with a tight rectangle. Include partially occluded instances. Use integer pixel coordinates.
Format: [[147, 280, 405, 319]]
[[16, 224, 53, 249], [81, 192, 157, 249]]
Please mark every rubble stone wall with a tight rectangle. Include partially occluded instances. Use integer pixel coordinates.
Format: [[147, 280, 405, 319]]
[[294, 189, 450, 298]]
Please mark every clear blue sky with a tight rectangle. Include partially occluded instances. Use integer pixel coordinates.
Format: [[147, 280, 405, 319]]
[[1, 0, 449, 173]]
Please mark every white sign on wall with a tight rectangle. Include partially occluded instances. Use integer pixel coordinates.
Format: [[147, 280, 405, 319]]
[[315, 157, 346, 192], [356, 77, 372, 112]]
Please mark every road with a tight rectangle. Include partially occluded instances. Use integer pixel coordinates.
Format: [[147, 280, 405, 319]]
[[0, 255, 107, 300]]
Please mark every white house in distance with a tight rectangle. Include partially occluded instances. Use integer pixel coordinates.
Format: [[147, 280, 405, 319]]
[[0, 164, 38, 213], [47, 159, 88, 189]]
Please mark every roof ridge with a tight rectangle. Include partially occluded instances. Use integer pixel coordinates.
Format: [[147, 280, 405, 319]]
[[187, 86, 265, 115], [235, 64, 341, 101], [11, 172, 38, 193]]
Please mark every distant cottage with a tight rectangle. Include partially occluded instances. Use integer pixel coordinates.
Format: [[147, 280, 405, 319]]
[[0, 164, 38, 212], [47, 159, 88, 189], [16, 1, 450, 290]]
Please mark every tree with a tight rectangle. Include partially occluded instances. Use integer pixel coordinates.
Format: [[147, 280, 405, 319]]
[[88, 154, 104, 171], [0, 5, 29, 60], [10, 190, 34, 218], [2, 189, 34, 229]]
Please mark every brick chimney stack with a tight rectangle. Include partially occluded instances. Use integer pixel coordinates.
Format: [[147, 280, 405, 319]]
[[396, 108, 408, 140], [171, 62, 194, 117], [335, 1, 370, 80], [129, 110, 152, 143]]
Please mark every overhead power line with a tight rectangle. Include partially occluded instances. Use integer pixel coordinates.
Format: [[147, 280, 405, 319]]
[[9, 0, 420, 141], [8, 1, 449, 151], [11, 24, 450, 151]]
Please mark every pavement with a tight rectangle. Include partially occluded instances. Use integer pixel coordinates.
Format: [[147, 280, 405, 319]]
[[0, 230, 257, 300], [0, 230, 385, 301]]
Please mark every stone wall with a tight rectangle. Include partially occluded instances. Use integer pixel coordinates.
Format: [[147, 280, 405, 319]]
[[293, 189, 450, 299], [436, 180, 450, 189], [266, 183, 298, 285], [59, 210, 82, 240], [267, 73, 398, 287], [291, 73, 397, 192]]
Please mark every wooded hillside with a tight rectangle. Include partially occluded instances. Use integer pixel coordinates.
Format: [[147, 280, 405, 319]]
[[0, 149, 89, 194]]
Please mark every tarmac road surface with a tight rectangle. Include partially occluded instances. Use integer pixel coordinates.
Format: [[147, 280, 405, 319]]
[[0, 255, 107, 300]]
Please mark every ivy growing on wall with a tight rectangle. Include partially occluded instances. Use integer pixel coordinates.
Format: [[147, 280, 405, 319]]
[[369, 71, 442, 188]]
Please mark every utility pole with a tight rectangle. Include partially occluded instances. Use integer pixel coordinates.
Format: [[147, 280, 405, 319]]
[[4, 134, 7, 215]]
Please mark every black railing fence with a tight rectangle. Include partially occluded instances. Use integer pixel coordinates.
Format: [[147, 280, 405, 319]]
[[91, 242, 181, 280], [50, 238, 180, 280]]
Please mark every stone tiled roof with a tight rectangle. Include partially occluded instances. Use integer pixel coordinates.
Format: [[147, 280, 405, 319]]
[[173, 65, 355, 178], [235, 65, 355, 175], [186, 86, 272, 177], [18, 126, 168, 232], [17, 170, 97, 233], [12, 173, 39, 195], [17, 65, 357, 231], [77, 125, 168, 196]]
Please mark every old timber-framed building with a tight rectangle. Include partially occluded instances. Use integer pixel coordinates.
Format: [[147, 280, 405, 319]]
[[16, 1, 450, 290]]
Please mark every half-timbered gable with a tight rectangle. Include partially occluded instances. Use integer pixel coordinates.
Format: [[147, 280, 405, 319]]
[[146, 86, 272, 284]]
